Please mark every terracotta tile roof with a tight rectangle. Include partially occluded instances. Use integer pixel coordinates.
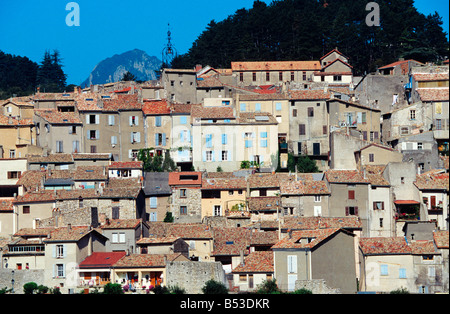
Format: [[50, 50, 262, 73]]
[[101, 186, 141, 199], [378, 59, 424, 70], [28, 154, 74, 164], [280, 178, 304, 195], [191, 106, 235, 119], [238, 112, 278, 124], [272, 228, 342, 249], [365, 173, 390, 186], [433, 231, 449, 249], [282, 216, 362, 231], [202, 177, 247, 190], [248, 196, 280, 211], [325, 170, 369, 184], [238, 93, 288, 101], [109, 161, 143, 169], [320, 48, 348, 61], [73, 153, 111, 160], [102, 94, 142, 111], [113, 253, 187, 268], [250, 231, 279, 246], [359, 237, 411, 255], [248, 173, 282, 188], [171, 103, 197, 114], [100, 219, 142, 230], [212, 227, 251, 256], [0, 199, 13, 212], [44, 226, 98, 243], [231, 61, 321, 72], [303, 181, 330, 195], [16, 170, 46, 191], [414, 172, 449, 191], [196, 76, 225, 88], [79, 252, 127, 269], [34, 109, 82, 124], [106, 178, 141, 188], [13, 190, 56, 204], [136, 236, 180, 245], [232, 251, 274, 274], [416, 88, 449, 102], [288, 90, 331, 100], [409, 240, 439, 255], [142, 100, 171, 115], [73, 166, 108, 181], [34, 92, 76, 101], [14, 227, 55, 237], [168, 172, 202, 186], [162, 223, 213, 239], [0, 114, 33, 126]]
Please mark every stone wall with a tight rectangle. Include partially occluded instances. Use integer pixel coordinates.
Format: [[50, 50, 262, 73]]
[[295, 279, 340, 294], [166, 261, 226, 294], [0, 269, 45, 294], [171, 189, 202, 223]]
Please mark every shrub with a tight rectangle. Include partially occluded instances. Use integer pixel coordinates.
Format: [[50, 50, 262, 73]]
[[256, 279, 280, 294], [37, 285, 49, 294], [23, 282, 38, 294], [291, 288, 313, 294], [103, 283, 124, 294], [201, 280, 228, 294], [390, 287, 410, 294]]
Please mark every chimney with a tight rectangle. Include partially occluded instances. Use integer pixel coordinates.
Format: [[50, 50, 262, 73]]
[[67, 223, 72, 232], [240, 250, 245, 266]]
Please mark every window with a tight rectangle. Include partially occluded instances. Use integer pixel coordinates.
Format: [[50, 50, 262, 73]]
[[221, 151, 228, 161], [379, 218, 384, 228], [150, 197, 157, 209], [206, 134, 212, 148], [276, 102, 282, 111], [180, 206, 187, 215], [221, 134, 227, 145], [180, 189, 187, 198], [333, 75, 342, 82], [108, 115, 115, 126], [435, 119, 442, 130], [373, 202, 384, 210], [266, 72, 270, 81], [253, 72, 257, 82], [72, 140, 80, 153], [410, 110, 416, 120], [299, 124, 305, 135], [131, 132, 141, 143], [290, 72, 295, 81], [180, 116, 187, 124], [55, 264, 65, 278], [401, 177, 405, 184], [348, 190, 355, 200], [399, 268, 407, 279], [170, 80, 175, 86], [56, 141, 64, 153], [90, 145, 97, 153], [245, 140, 253, 148], [240, 103, 246, 112], [111, 136, 117, 146], [369, 153, 375, 162], [240, 72, 244, 82], [260, 140, 268, 148], [380, 264, 388, 276], [400, 127, 409, 135], [130, 116, 139, 126], [345, 206, 358, 216], [23, 206, 30, 214], [418, 142, 423, 150], [287, 255, 297, 273], [214, 205, 221, 216], [69, 126, 77, 134], [7, 171, 21, 179], [206, 151, 213, 161], [303, 71, 307, 81], [307, 107, 314, 117], [89, 130, 99, 140], [155, 116, 162, 127], [112, 232, 126, 243], [279, 72, 283, 81], [314, 195, 321, 202], [255, 103, 261, 112], [88, 115, 98, 124], [56, 245, 65, 258], [293, 109, 297, 117], [9, 150, 16, 158], [323, 125, 327, 135]]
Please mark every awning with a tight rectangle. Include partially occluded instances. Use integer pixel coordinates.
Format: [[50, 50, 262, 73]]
[[394, 200, 420, 205]]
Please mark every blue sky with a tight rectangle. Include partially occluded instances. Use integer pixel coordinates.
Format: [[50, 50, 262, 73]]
[[0, 0, 448, 85]]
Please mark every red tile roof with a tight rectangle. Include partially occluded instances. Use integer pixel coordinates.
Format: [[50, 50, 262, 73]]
[[433, 231, 449, 249], [100, 219, 142, 230], [288, 90, 331, 100], [325, 170, 369, 184], [416, 88, 449, 102], [142, 100, 171, 115], [34, 109, 82, 124], [378, 59, 424, 70], [359, 237, 411, 255], [282, 216, 362, 231], [112, 253, 188, 268], [0, 199, 13, 212], [272, 228, 343, 249], [212, 227, 251, 256], [413, 73, 449, 81], [232, 251, 274, 274], [0, 114, 33, 126], [79, 252, 127, 269], [414, 172, 449, 191], [109, 161, 143, 169], [191, 106, 235, 119], [320, 48, 348, 61], [102, 94, 142, 111]]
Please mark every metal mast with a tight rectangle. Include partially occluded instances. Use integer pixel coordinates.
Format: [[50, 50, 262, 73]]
[[162, 23, 177, 68]]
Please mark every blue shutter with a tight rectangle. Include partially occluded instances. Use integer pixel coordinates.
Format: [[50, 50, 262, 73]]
[[255, 103, 261, 112], [261, 132, 268, 138], [261, 140, 268, 148], [155, 134, 159, 146], [180, 116, 187, 124], [276, 102, 282, 111], [222, 134, 227, 145], [206, 134, 212, 148], [240, 103, 246, 112], [162, 133, 166, 146], [150, 197, 157, 208], [380, 264, 388, 276], [203, 151, 207, 162], [155, 116, 161, 127]]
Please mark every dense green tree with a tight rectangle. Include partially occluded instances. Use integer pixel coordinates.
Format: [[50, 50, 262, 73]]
[[121, 71, 137, 82], [36, 50, 67, 93], [0, 50, 38, 99], [172, 0, 448, 75]]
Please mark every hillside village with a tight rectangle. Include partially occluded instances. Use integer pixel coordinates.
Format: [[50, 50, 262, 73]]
[[0, 49, 448, 294]]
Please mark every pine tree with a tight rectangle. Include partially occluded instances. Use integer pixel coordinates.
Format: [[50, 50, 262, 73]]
[[36, 50, 67, 93]]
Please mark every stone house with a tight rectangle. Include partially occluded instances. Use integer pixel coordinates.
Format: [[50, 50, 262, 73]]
[[100, 218, 149, 254], [231, 251, 274, 292], [359, 236, 446, 293], [324, 170, 371, 235], [168, 172, 203, 223], [162, 68, 197, 104], [377, 59, 424, 76], [136, 236, 189, 257], [191, 106, 279, 172], [170, 104, 195, 170], [354, 143, 404, 170], [327, 98, 381, 144], [142, 100, 172, 157], [142, 172, 172, 222], [147, 223, 214, 262], [201, 174, 248, 219], [288, 89, 331, 170], [272, 228, 356, 293], [280, 173, 330, 217], [110, 253, 190, 289], [196, 76, 232, 103], [414, 170, 449, 231], [394, 131, 442, 174], [0, 114, 37, 159], [231, 60, 321, 87], [42, 225, 109, 294], [34, 109, 84, 154]]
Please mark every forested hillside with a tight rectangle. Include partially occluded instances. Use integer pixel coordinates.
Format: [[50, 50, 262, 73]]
[[172, 0, 449, 75], [0, 51, 38, 99]]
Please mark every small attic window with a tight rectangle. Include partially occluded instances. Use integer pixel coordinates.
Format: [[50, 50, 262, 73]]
[[297, 237, 316, 244], [180, 175, 198, 181]]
